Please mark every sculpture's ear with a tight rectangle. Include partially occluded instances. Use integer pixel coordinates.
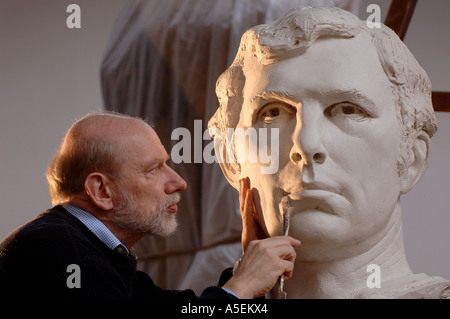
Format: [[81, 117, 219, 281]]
[[399, 132, 430, 194], [218, 159, 241, 191], [209, 127, 241, 190]]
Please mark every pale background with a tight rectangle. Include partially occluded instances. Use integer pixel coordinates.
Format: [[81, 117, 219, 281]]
[[1, 0, 449, 280]]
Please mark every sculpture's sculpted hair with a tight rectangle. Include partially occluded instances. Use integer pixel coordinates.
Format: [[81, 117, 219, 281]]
[[209, 6, 438, 181]]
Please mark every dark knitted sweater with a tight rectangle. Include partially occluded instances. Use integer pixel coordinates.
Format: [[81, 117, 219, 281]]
[[0, 206, 235, 300]]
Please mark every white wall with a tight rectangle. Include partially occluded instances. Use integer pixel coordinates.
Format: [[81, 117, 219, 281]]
[[0, 0, 126, 237], [1, 0, 449, 280]]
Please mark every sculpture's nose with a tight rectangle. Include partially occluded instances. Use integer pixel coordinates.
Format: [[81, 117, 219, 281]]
[[290, 103, 327, 167]]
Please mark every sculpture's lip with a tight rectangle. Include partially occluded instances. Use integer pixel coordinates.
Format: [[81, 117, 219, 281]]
[[286, 184, 343, 216], [289, 189, 337, 200], [284, 181, 341, 199], [289, 195, 337, 215]]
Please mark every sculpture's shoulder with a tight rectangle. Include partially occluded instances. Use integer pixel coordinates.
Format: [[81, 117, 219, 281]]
[[378, 274, 450, 299], [398, 275, 450, 299]]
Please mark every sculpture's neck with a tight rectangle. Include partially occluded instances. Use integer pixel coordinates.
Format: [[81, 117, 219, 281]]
[[285, 202, 413, 298]]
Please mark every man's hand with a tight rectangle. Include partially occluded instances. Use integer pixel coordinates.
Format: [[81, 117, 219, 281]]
[[223, 177, 300, 299], [223, 236, 300, 298], [239, 177, 268, 254]]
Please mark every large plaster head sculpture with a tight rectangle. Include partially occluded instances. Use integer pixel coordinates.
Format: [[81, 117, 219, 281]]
[[209, 7, 449, 298]]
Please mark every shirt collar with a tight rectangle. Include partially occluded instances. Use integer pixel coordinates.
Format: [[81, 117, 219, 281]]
[[63, 204, 132, 257]]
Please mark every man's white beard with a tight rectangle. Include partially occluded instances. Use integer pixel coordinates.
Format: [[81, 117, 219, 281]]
[[111, 183, 180, 237]]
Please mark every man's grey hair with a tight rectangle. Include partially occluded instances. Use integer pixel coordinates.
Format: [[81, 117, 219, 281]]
[[46, 111, 148, 205]]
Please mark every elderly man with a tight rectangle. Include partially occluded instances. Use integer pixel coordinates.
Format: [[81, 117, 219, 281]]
[[209, 7, 449, 298], [0, 111, 299, 299]]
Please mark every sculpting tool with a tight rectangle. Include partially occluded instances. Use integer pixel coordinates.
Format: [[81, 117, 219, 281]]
[[277, 196, 290, 299]]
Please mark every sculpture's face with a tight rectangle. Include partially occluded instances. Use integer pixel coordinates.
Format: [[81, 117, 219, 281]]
[[237, 32, 403, 259]]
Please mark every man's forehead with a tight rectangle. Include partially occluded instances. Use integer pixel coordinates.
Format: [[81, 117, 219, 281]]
[[119, 126, 169, 168]]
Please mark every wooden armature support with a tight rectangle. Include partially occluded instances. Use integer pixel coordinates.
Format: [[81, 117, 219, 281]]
[[384, 0, 450, 112], [385, 0, 417, 40], [432, 92, 450, 113]]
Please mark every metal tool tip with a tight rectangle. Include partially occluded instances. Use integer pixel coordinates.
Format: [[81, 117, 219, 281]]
[[281, 196, 290, 211]]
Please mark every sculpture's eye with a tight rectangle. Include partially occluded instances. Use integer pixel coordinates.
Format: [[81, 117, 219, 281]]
[[262, 108, 280, 118], [325, 102, 369, 120], [258, 102, 295, 124]]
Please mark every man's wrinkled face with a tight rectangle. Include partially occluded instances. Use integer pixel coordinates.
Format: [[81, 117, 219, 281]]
[[237, 32, 403, 260], [110, 122, 187, 237]]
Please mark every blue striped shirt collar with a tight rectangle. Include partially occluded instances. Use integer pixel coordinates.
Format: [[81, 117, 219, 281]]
[[63, 204, 131, 256]]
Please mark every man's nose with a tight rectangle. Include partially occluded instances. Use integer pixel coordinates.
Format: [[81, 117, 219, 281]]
[[290, 104, 327, 166], [164, 165, 187, 194]]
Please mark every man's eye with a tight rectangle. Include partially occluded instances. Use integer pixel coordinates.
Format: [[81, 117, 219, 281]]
[[325, 102, 369, 119], [257, 102, 295, 124], [146, 163, 163, 174]]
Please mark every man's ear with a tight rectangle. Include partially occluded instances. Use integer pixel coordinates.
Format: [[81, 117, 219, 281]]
[[84, 172, 114, 210], [400, 132, 431, 194]]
